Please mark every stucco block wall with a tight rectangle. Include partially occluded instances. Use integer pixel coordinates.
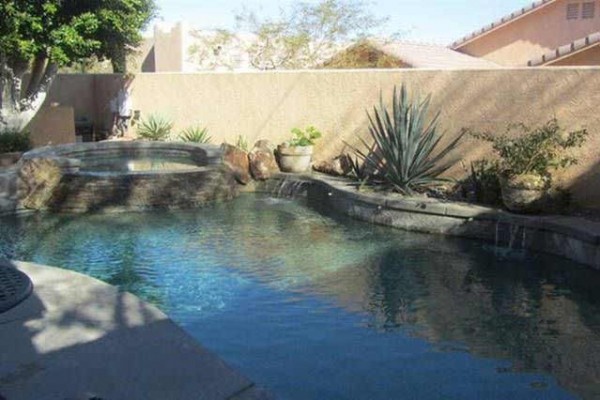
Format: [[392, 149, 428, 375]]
[[44, 68, 600, 208], [456, 0, 600, 66], [39, 74, 124, 134], [27, 106, 76, 147]]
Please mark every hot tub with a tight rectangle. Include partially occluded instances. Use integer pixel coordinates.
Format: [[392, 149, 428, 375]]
[[20, 141, 238, 212]]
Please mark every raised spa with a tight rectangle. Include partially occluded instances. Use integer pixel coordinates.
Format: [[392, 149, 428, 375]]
[[20, 141, 236, 212]]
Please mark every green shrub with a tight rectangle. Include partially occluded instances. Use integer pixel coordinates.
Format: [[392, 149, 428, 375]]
[[467, 118, 588, 180], [468, 160, 502, 206], [353, 84, 463, 194], [179, 126, 211, 143], [137, 115, 173, 141], [0, 131, 32, 153], [289, 126, 322, 146]]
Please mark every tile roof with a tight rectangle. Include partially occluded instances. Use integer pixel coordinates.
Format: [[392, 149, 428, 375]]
[[364, 40, 501, 69], [451, 0, 558, 49], [528, 31, 600, 65]]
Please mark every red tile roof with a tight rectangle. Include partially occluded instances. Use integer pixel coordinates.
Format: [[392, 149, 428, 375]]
[[367, 40, 501, 69]]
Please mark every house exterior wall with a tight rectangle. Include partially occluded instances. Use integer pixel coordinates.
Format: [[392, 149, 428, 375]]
[[152, 23, 185, 72], [130, 37, 156, 73], [548, 43, 600, 64], [35, 68, 600, 208], [456, 0, 600, 66]]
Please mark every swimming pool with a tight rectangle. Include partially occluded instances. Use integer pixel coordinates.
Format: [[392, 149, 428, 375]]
[[1, 194, 598, 399]]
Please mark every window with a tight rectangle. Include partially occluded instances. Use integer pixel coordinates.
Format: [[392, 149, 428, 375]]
[[582, 1, 596, 18], [567, 3, 580, 19]]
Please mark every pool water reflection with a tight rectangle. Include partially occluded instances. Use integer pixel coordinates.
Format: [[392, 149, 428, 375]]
[[1, 194, 598, 399]]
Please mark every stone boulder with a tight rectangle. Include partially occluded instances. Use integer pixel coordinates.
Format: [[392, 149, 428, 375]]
[[248, 140, 279, 180], [312, 154, 352, 177], [17, 157, 64, 210], [0, 152, 23, 168], [221, 143, 251, 185]]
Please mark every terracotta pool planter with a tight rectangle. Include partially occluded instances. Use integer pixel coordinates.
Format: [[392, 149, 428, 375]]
[[276, 145, 313, 173], [500, 174, 549, 213]]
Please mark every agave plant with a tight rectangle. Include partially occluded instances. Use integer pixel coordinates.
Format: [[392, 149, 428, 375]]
[[179, 126, 212, 143], [236, 135, 249, 152], [137, 115, 173, 141], [354, 85, 463, 194]]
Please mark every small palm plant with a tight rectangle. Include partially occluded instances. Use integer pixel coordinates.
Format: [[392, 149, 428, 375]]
[[137, 115, 173, 141], [179, 126, 212, 143], [353, 84, 464, 194]]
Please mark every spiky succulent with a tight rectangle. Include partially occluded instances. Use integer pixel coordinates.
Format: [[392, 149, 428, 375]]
[[354, 84, 463, 194]]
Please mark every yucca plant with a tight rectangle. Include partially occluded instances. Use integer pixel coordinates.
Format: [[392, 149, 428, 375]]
[[137, 115, 173, 141], [354, 85, 464, 194], [179, 126, 212, 143]]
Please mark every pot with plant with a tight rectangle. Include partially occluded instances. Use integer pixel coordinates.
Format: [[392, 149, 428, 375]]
[[277, 126, 322, 173], [469, 119, 588, 213]]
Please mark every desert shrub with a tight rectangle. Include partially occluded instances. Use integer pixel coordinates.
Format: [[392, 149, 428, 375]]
[[467, 160, 502, 206], [467, 118, 588, 180], [137, 115, 173, 141], [179, 126, 211, 143], [0, 131, 32, 153]]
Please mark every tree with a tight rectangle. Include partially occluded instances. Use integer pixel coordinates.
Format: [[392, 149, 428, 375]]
[[0, 0, 156, 134], [234, 0, 391, 70], [188, 29, 241, 71]]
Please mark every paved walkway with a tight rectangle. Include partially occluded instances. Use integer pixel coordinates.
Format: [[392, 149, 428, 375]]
[[0, 261, 271, 400]]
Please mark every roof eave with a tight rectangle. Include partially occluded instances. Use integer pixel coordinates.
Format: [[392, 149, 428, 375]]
[[537, 42, 600, 66], [451, 0, 558, 50]]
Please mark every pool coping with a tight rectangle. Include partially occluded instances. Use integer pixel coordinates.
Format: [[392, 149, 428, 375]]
[[0, 261, 272, 400], [258, 173, 600, 270]]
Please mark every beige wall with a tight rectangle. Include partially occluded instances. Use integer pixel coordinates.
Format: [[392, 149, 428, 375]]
[[548, 43, 600, 65], [41, 68, 600, 208], [129, 37, 156, 73], [153, 24, 184, 72], [41, 74, 124, 134], [28, 106, 76, 147], [456, 0, 600, 66]]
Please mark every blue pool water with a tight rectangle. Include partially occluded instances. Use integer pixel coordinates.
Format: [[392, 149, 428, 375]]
[[1, 194, 599, 399]]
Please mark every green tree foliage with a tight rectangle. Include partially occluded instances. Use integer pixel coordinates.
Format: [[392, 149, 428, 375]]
[[235, 0, 390, 69], [0, 0, 156, 132]]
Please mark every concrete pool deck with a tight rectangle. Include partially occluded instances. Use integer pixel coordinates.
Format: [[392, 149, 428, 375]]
[[0, 261, 272, 400]]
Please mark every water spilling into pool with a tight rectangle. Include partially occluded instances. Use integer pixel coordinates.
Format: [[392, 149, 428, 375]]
[[1, 194, 598, 399]]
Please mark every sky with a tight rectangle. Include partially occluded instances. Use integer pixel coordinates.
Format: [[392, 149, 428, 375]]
[[153, 0, 535, 45]]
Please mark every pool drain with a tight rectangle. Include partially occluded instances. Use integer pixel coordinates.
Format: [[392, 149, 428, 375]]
[[0, 261, 33, 313]]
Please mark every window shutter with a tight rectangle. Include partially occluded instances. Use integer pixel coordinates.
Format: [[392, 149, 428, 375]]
[[567, 3, 580, 19], [582, 2, 596, 18]]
